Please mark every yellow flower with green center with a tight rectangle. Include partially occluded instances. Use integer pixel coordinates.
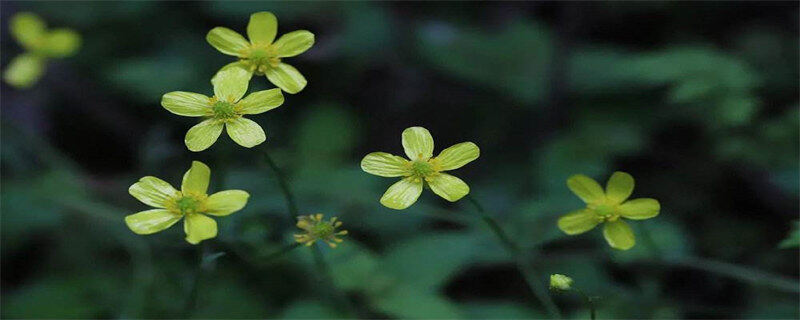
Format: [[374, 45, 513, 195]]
[[361, 127, 480, 210], [125, 161, 250, 244], [557, 171, 661, 250], [161, 67, 284, 152], [294, 214, 348, 248], [3, 12, 80, 88], [206, 11, 314, 94]]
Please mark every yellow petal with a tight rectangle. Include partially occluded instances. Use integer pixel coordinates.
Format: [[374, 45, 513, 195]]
[[401, 127, 434, 161], [129, 176, 179, 208], [205, 190, 250, 216], [212, 67, 251, 102], [237, 88, 284, 114], [264, 62, 307, 94], [557, 209, 600, 235], [125, 209, 182, 235], [618, 198, 660, 220], [247, 12, 277, 45], [161, 91, 211, 117], [567, 174, 605, 204], [273, 30, 314, 57], [605, 171, 634, 204], [427, 173, 469, 202], [206, 27, 249, 56], [42, 28, 81, 58], [360, 152, 411, 177], [185, 119, 224, 152], [225, 117, 266, 148], [184, 213, 218, 244], [181, 161, 211, 195], [380, 178, 423, 210], [603, 220, 635, 250], [2, 53, 45, 89], [435, 142, 479, 171], [10, 12, 46, 51]]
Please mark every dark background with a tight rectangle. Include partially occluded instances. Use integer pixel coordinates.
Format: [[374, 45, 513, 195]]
[[1, 1, 798, 319]]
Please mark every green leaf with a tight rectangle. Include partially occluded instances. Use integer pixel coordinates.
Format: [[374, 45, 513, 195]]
[[778, 221, 800, 249]]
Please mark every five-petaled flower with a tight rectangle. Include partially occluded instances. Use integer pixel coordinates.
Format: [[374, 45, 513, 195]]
[[4, 12, 81, 88], [361, 126, 480, 210], [557, 171, 660, 250], [294, 214, 348, 248], [161, 67, 284, 152], [206, 11, 314, 94], [125, 161, 250, 244]]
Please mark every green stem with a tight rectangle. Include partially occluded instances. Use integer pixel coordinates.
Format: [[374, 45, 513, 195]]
[[263, 242, 303, 262], [262, 148, 357, 317], [181, 244, 206, 318], [575, 288, 596, 320], [466, 195, 562, 318]]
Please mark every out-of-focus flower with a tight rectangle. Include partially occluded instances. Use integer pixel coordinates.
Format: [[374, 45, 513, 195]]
[[549, 274, 573, 291], [361, 126, 480, 210], [557, 172, 660, 250], [125, 161, 250, 244], [294, 214, 348, 248], [206, 11, 314, 94], [3, 12, 81, 88], [161, 67, 284, 151]]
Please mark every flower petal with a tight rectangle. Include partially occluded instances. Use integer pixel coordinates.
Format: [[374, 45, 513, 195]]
[[2, 53, 45, 89], [185, 119, 224, 152], [264, 63, 307, 94], [435, 142, 479, 171], [427, 173, 469, 202], [10, 12, 46, 51], [129, 176, 179, 208], [567, 174, 606, 204], [557, 209, 600, 235], [205, 190, 250, 216], [42, 29, 81, 58], [380, 178, 423, 210], [125, 209, 182, 235], [206, 27, 249, 56], [182, 161, 211, 195], [237, 88, 284, 115], [401, 127, 434, 161], [361, 152, 411, 177], [247, 11, 277, 45], [212, 67, 251, 102], [226, 117, 266, 148], [618, 198, 660, 220], [273, 30, 314, 57], [603, 220, 635, 250], [605, 171, 634, 204], [184, 213, 218, 244], [161, 92, 211, 117]]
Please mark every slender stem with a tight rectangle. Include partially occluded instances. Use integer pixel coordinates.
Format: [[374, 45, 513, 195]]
[[263, 242, 303, 262], [465, 195, 562, 318], [575, 289, 596, 320], [263, 148, 357, 317], [181, 244, 205, 318]]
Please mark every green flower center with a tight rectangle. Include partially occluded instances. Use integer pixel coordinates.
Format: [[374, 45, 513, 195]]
[[243, 46, 280, 75], [311, 222, 335, 238], [212, 100, 237, 120], [411, 160, 436, 177], [175, 196, 200, 215], [594, 204, 616, 217]]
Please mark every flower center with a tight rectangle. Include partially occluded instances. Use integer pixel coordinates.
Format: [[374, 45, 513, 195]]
[[242, 46, 281, 75], [311, 223, 335, 238], [175, 196, 200, 215], [212, 100, 237, 120], [411, 160, 436, 177], [595, 204, 615, 217]]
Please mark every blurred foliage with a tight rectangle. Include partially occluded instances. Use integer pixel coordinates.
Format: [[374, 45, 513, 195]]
[[1, 1, 798, 319]]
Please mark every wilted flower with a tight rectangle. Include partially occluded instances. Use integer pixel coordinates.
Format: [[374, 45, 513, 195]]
[[557, 172, 660, 250], [125, 161, 249, 244], [3, 12, 81, 88], [206, 11, 314, 94], [161, 67, 284, 151], [361, 126, 480, 210], [294, 214, 348, 248]]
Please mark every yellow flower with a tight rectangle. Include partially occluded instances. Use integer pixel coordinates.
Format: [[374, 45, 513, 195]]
[[294, 214, 348, 248], [161, 67, 284, 152], [125, 161, 250, 244], [557, 171, 660, 250], [206, 11, 314, 94], [361, 126, 480, 210], [4, 12, 81, 88], [549, 274, 573, 291]]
